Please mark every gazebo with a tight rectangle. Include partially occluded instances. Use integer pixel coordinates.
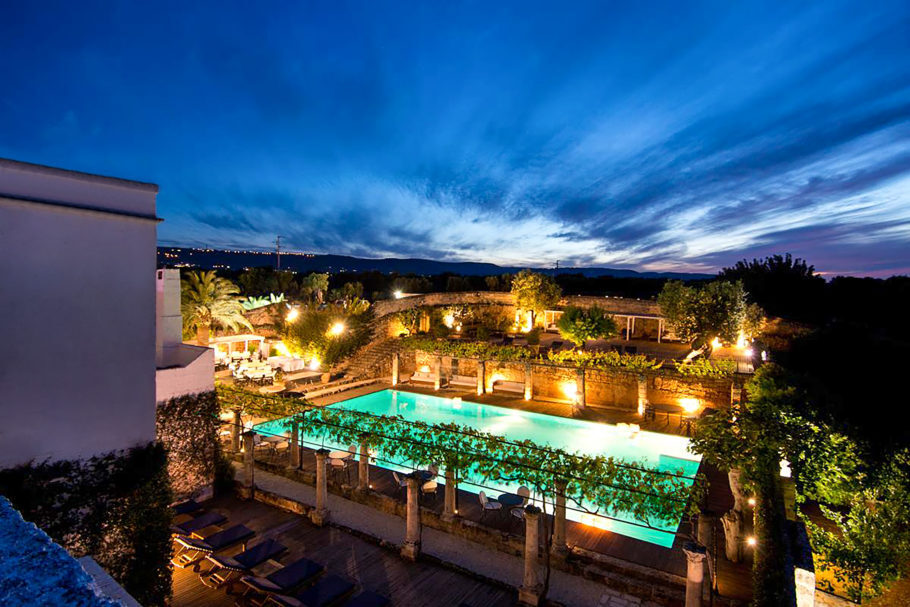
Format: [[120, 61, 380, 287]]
[[208, 334, 268, 360]]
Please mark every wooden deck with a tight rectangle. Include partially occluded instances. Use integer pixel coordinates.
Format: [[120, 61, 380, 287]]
[[172, 495, 516, 607]]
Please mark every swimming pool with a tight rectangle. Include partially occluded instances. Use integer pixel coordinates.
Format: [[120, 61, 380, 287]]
[[254, 389, 700, 547]]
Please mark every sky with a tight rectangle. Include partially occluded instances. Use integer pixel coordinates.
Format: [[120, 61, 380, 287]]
[[2, 1, 909, 276]]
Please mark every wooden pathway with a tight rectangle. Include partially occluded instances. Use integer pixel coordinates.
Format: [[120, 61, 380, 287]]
[[172, 495, 515, 607]]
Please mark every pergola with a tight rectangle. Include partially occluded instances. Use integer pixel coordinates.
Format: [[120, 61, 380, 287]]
[[544, 310, 668, 342], [208, 334, 267, 357]]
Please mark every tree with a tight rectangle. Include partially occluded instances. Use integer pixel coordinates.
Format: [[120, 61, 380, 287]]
[[657, 280, 757, 352], [484, 275, 501, 291], [555, 306, 618, 348], [719, 254, 825, 322], [301, 273, 329, 304], [510, 270, 561, 327], [181, 271, 251, 345]]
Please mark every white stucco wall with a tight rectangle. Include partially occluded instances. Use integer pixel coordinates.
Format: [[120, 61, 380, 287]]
[[156, 345, 215, 402], [0, 158, 159, 467]]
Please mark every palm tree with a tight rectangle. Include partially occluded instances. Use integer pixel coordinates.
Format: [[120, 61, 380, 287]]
[[181, 270, 252, 345]]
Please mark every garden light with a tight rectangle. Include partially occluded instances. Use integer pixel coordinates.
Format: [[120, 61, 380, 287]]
[[286, 308, 299, 322], [328, 321, 345, 336], [309, 358, 320, 371], [746, 536, 757, 547], [393, 290, 403, 299], [679, 397, 700, 413]]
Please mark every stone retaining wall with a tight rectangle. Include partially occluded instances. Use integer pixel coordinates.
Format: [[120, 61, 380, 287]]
[[373, 291, 661, 320], [399, 349, 738, 410]]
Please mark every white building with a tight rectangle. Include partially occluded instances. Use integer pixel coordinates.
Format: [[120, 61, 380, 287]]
[[0, 158, 159, 467], [155, 268, 214, 402]]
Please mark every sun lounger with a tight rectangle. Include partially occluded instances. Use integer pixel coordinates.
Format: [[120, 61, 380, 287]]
[[171, 499, 203, 516], [170, 510, 226, 536], [240, 557, 326, 604], [345, 590, 390, 607], [200, 538, 287, 589], [491, 379, 524, 394], [408, 371, 436, 384], [448, 374, 475, 388], [171, 524, 254, 570], [267, 573, 356, 607]]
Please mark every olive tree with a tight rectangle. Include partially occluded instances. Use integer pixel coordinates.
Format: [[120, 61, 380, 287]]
[[555, 306, 618, 348], [657, 280, 759, 351], [510, 270, 561, 327]]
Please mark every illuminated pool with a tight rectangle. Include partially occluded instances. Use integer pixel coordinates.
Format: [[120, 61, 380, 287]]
[[255, 389, 700, 547]]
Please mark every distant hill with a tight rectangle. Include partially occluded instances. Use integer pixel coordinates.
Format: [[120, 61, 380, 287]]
[[156, 246, 712, 280]]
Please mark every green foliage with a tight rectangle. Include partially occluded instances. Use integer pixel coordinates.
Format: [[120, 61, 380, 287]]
[[394, 307, 423, 333], [217, 384, 312, 417], [546, 348, 663, 372], [555, 305, 618, 347], [181, 270, 252, 343], [674, 358, 737, 378], [241, 292, 286, 310], [399, 336, 534, 361], [658, 280, 759, 348], [511, 270, 562, 324], [282, 305, 373, 367], [0, 444, 172, 606], [807, 450, 910, 602], [301, 272, 329, 303], [155, 391, 220, 497], [525, 327, 541, 346], [719, 254, 826, 322], [259, 396, 703, 528]]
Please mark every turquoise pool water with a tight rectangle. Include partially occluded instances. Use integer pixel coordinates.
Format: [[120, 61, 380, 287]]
[[255, 389, 700, 547]]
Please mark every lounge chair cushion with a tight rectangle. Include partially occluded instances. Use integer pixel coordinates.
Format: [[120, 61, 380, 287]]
[[207, 539, 286, 572], [345, 590, 390, 607], [243, 557, 324, 593], [171, 511, 226, 534], [172, 499, 202, 516], [176, 524, 254, 554], [293, 573, 355, 607]]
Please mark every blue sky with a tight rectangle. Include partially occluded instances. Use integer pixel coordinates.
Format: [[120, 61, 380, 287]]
[[2, 1, 909, 276]]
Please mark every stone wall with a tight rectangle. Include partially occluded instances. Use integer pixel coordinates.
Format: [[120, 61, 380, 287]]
[[397, 349, 737, 410], [373, 291, 661, 321]]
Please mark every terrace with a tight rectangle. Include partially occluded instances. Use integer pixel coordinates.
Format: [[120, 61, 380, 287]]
[[220, 382, 754, 605]]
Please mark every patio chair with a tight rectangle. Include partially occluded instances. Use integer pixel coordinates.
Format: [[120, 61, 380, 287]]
[[345, 590, 390, 607], [170, 510, 226, 536], [240, 557, 325, 604], [172, 524, 255, 570], [328, 458, 348, 484], [200, 538, 287, 589], [478, 491, 502, 520], [266, 572, 356, 607], [391, 471, 408, 498]]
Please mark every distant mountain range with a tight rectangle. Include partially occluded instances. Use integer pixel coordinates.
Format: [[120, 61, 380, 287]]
[[157, 246, 712, 280]]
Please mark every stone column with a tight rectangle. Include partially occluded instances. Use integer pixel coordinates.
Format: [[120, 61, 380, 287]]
[[637, 375, 649, 415], [442, 467, 457, 521], [391, 353, 400, 386], [401, 472, 422, 560], [518, 505, 543, 606], [231, 408, 242, 452], [242, 431, 255, 495], [697, 513, 715, 588], [288, 420, 299, 470], [684, 542, 707, 607], [524, 362, 533, 401], [433, 356, 442, 391], [358, 437, 370, 492], [575, 367, 586, 413], [721, 509, 744, 563], [476, 360, 485, 395], [311, 449, 329, 526], [730, 381, 742, 406], [552, 480, 568, 556], [728, 468, 748, 514]]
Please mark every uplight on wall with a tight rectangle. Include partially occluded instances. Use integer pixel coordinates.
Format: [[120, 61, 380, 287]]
[[309, 358, 320, 371], [562, 381, 578, 402], [679, 397, 700, 413]]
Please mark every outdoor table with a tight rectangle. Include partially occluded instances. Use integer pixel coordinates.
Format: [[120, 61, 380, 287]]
[[414, 470, 435, 481], [329, 450, 353, 460], [497, 493, 524, 508]]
